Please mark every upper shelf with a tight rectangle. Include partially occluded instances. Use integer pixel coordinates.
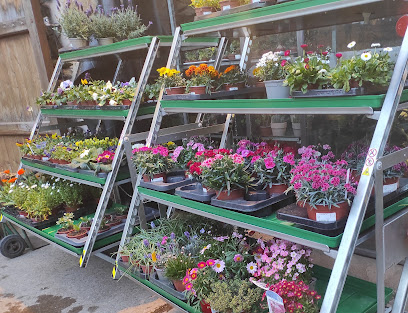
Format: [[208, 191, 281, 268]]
[[181, 0, 403, 36], [161, 90, 408, 115], [59, 36, 220, 62]]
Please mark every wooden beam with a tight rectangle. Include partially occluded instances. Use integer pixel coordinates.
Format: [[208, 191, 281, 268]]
[[22, 0, 53, 90], [0, 18, 28, 38]]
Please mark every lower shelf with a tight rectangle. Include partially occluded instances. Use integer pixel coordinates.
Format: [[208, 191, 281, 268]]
[[118, 263, 392, 313]]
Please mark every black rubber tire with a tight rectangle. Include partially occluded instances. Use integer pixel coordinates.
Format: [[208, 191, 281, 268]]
[[0, 234, 26, 258]]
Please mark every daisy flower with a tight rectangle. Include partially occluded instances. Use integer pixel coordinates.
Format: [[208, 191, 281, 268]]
[[233, 254, 243, 262], [247, 262, 257, 274], [197, 262, 206, 269], [206, 259, 215, 267], [212, 260, 225, 273], [347, 41, 356, 49], [361, 52, 372, 61], [384, 47, 393, 52], [185, 283, 193, 290]]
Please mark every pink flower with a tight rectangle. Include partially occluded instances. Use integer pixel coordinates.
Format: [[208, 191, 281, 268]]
[[206, 259, 215, 267], [322, 51, 328, 56], [307, 51, 313, 55], [197, 261, 206, 269], [185, 283, 193, 290], [300, 44, 308, 49], [233, 254, 243, 262], [336, 53, 342, 58], [293, 182, 302, 190], [281, 59, 287, 67], [251, 155, 261, 164], [284, 50, 291, 56], [330, 176, 340, 186], [201, 158, 214, 168], [264, 157, 275, 169], [283, 153, 295, 165]]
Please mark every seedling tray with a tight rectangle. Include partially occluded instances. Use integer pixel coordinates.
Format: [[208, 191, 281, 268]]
[[117, 260, 150, 280], [291, 88, 364, 98], [149, 273, 186, 301], [210, 191, 294, 216], [162, 87, 264, 100], [140, 175, 194, 193], [41, 105, 130, 111], [175, 183, 216, 202]]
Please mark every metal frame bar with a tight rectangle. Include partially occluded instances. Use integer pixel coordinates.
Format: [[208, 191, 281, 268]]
[[321, 26, 408, 313]]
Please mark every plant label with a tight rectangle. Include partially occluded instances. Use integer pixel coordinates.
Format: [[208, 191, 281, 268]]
[[316, 212, 336, 222], [222, 5, 231, 10], [253, 0, 261, 2], [383, 182, 398, 195], [203, 11, 212, 15], [266, 290, 285, 313], [151, 177, 164, 182], [191, 92, 196, 95], [203, 188, 208, 193], [229, 87, 239, 91]]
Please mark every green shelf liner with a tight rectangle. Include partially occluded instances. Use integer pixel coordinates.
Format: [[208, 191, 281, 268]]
[[118, 264, 391, 313], [182, 0, 358, 31], [138, 187, 408, 248], [161, 90, 408, 111], [1, 204, 128, 255], [21, 159, 130, 185], [41, 105, 155, 118]]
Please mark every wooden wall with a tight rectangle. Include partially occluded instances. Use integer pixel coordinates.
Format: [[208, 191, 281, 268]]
[[0, 0, 52, 171]]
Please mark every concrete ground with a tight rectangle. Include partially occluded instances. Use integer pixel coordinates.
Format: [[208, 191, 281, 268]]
[[0, 236, 183, 313]]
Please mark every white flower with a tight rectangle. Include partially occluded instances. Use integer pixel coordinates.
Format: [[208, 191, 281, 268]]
[[80, 149, 90, 159], [347, 41, 356, 49], [105, 81, 112, 90], [8, 190, 13, 194], [384, 47, 393, 52], [246, 262, 257, 274], [200, 244, 211, 254], [92, 93, 98, 101], [31, 184, 37, 189], [212, 260, 225, 273], [69, 184, 73, 187], [18, 182, 23, 186], [371, 43, 381, 48], [361, 52, 372, 61], [109, 99, 117, 106], [318, 69, 327, 74], [55, 178, 60, 182]]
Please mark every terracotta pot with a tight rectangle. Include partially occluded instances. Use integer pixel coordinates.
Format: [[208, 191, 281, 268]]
[[31, 217, 43, 223], [350, 169, 361, 182], [224, 82, 245, 91], [46, 101, 56, 106], [166, 86, 186, 95], [67, 229, 88, 239], [140, 264, 153, 275], [200, 300, 212, 313], [121, 255, 129, 263], [19, 210, 29, 217], [31, 155, 42, 160], [81, 100, 97, 106], [220, 0, 241, 10], [227, 54, 237, 60], [259, 126, 272, 137], [189, 86, 207, 95], [67, 100, 78, 106], [255, 81, 265, 88], [266, 183, 289, 195], [216, 188, 244, 200], [172, 279, 186, 292], [57, 159, 70, 165], [106, 218, 122, 227], [49, 158, 59, 164], [305, 201, 350, 221], [143, 172, 167, 183], [349, 79, 360, 88], [57, 227, 73, 235], [195, 6, 216, 16], [121, 99, 132, 106], [98, 225, 111, 233], [372, 176, 400, 196], [307, 83, 319, 90]]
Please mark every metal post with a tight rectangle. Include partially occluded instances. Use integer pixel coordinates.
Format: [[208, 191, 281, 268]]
[[80, 37, 160, 268], [112, 56, 123, 83], [320, 26, 408, 313], [214, 37, 228, 71], [220, 114, 232, 149], [391, 258, 408, 313], [375, 161, 385, 313]]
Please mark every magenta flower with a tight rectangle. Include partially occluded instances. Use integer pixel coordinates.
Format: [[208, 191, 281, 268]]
[[264, 157, 275, 169], [233, 254, 243, 262]]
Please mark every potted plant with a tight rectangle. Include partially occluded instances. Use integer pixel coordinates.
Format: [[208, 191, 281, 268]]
[[289, 159, 357, 221], [290, 115, 301, 137], [284, 45, 330, 94], [111, 5, 149, 41], [267, 280, 321, 313], [132, 146, 174, 182], [270, 115, 289, 136], [67, 223, 88, 239], [198, 47, 216, 61], [127, 233, 159, 275], [185, 64, 219, 95], [59, 182, 83, 212], [143, 82, 161, 102], [119, 245, 131, 263], [330, 42, 393, 93], [58, 0, 91, 48], [253, 147, 295, 194], [227, 39, 241, 60], [112, 206, 129, 220], [254, 51, 290, 98], [156, 67, 186, 95], [190, 0, 220, 16], [36, 91, 55, 106], [104, 214, 122, 227], [90, 9, 116, 45], [200, 153, 252, 200], [79, 216, 92, 231], [254, 116, 272, 137], [165, 254, 195, 292], [219, 65, 247, 91], [172, 139, 207, 170], [98, 219, 111, 233]]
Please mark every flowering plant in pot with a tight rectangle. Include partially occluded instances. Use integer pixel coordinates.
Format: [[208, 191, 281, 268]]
[[143, 82, 161, 102], [254, 50, 290, 98], [200, 153, 252, 200], [185, 64, 219, 94], [50, 144, 77, 164], [36, 91, 55, 106], [198, 47, 217, 61], [132, 146, 173, 182], [252, 148, 296, 194], [330, 42, 393, 92], [59, 182, 83, 212], [249, 238, 313, 285], [57, 0, 92, 48], [267, 280, 321, 313], [289, 159, 357, 221], [284, 45, 330, 94], [298, 144, 335, 164], [190, 0, 220, 16], [165, 253, 196, 291], [126, 232, 160, 275], [219, 65, 247, 91], [111, 5, 149, 41], [111, 81, 135, 105], [156, 67, 186, 95], [90, 8, 116, 45], [172, 139, 208, 170]]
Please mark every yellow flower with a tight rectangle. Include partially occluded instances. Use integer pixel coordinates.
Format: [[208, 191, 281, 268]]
[[16, 142, 23, 147], [157, 67, 167, 77], [52, 133, 57, 139], [151, 251, 157, 263], [81, 79, 88, 85]]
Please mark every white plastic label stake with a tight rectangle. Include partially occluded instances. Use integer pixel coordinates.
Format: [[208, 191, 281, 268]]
[[229, 87, 238, 91], [266, 290, 285, 313], [151, 177, 164, 182], [203, 188, 208, 193], [316, 212, 336, 222], [252, 0, 261, 3], [203, 11, 212, 15], [222, 5, 231, 10], [190, 92, 196, 95], [383, 182, 398, 195]]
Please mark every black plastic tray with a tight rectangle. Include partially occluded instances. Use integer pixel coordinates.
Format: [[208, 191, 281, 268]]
[[211, 191, 293, 216], [140, 175, 194, 193], [194, 2, 272, 21], [117, 260, 150, 280], [291, 88, 364, 98], [162, 87, 264, 100], [149, 272, 186, 301], [175, 183, 216, 202]]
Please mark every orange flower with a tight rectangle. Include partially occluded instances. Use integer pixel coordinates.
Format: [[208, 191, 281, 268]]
[[17, 169, 25, 175], [224, 65, 237, 74], [1, 179, 7, 183], [8, 177, 17, 183], [3, 170, 10, 174]]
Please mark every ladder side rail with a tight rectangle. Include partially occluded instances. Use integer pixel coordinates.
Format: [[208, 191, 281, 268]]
[[80, 37, 160, 267], [321, 28, 408, 313]]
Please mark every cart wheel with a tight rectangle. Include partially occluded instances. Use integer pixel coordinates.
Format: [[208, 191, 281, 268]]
[[0, 234, 26, 258]]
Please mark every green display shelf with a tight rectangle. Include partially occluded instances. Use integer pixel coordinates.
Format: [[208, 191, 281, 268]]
[[161, 90, 408, 115], [1, 207, 126, 255], [118, 263, 391, 313], [21, 159, 130, 186], [138, 187, 408, 249]]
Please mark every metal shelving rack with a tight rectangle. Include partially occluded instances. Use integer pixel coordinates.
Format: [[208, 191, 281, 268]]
[[1, 35, 223, 267], [112, 1, 408, 313]]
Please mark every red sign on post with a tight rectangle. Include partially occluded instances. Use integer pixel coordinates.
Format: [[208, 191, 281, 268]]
[[396, 15, 408, 38]]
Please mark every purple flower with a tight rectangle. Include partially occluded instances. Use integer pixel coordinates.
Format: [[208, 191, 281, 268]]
[[233, 254, 243, 262], [150, 221, 156, 228], [200, 228, 205, 234], [170, 232, 175, 240], [184, 231, 190, 239], [143, 239, 149, 247]]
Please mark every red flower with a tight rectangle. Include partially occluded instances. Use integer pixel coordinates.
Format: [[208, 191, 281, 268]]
[[300, 44, 308, 49], [281, 59, 287, 67], [304, 58, 309, 63], [284, 50, 290, 56], [306, 51, 313, 55], [322, 51, 328, 56], [336, 53, 343, 58], [305, 64, 310, 69]]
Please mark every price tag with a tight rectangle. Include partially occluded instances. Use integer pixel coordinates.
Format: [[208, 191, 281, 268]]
[[316, 212, 336, 222], [151, 177, 164, 182], [222, 5, 231, 10], [266, 290, 285, 313], [228, 87, 238, 91], [203, 11, 212, 15]]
